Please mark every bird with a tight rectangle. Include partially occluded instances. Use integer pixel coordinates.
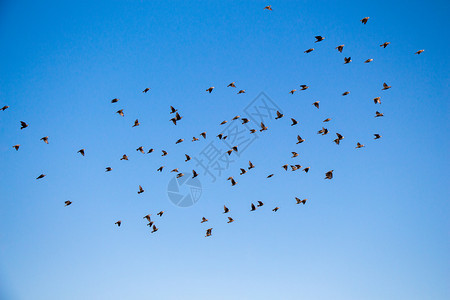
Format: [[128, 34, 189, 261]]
[[342, 91, 350, 96], [361, 17, 370, 24], [275, 111, 284, 119], [336, 45, 344, 53], [138, 185, 144, 194], [115, 221, 122, 227], [161, 150, 168, 156], [40, 136, 49, 144], [227, 177, 237, 186], [1, 105, 9, 111], [200, 132, 207, 139], [132, 119, 140, 127], [157, 166, 164, 172], [241, 118, 249, 124], [228, 82, 236, 87], [171, 168, 179, 173], [300, 85, 309, 90], [201, 217, 208, 223], [120, 154, 128, 160], [355, 142, 365, 149], [12, 144, 20, 151], [248, 161, 255, 170], [116, 109, 124, 117], [315, 36, 325, 42], [380, 42, 390, 48], [147, 221, 154, 227], [223, 205, 230, 213], [292, 152, 299, 158], [20, 121, 28, 129], [220, 120, 228, 125], [205, 228, 213, 237], [151, 225, 158, 233], [303, 167, 310, 173], [170, 112, 183, 125], [373, 97, 381, 104], [336, 133, 344, 141], [147, 148, 154, 154], [295, 197, 307, 205], [111, 98, 119, 103], [232, 146, 238, 152], [296, 136, 305, 144], [290, 89, 297, 94], [374, 134, 382, 139], [272, 207, 279, 212], [249, 129, 256, 133], [344, 57, 352, 64], [260, 122, 268, 131], [325, 170, 334, 179], [375, 111, 384, 117], [227, 217, 234, 223], [143, 214, 152, 222], [282, 164, 288, 171], [365, 58, 374, 63], [192, 136, 199, 142], [105, 167, 112, 172], [206, 87, 214, 93], [323, 118, 331, 122], [64, 201, 72, 207], [264, 5, 272, 10], [251, 203, 256, 211], [240, 168, 247, 175], [176, 173, 184, 178], [313, 101, 320, 109], [291, 165, 301, 171], [267, 174, 274, 178], [157, 211, 164, 217], [36, 174, 46, 180], [136, 146, 145, 154], [237, 90, 246, 94], [304, 48, 314, 53], [232, 115, 240, 121], [192, 170, 199, 178], [170, 106, 177, 114], [291, 118, 298, 126], [415, 49, 425, 55], [77, 149, 85, 156], [382, 82, 391, 90], [143, 88, 150, 93], [257, 201, 264, 207], [185, 154, 191, 162], [176, 138, 184, 144]]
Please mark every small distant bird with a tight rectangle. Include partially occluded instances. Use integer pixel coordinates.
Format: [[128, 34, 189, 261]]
[[177, 173, 184, 178], [267, 174, 274, 178], [220, 120, 227, 125], [120, 154, 128, 161], [185, 154, 191, 162], [303, 167, 310, 173], [1, 105, 9, 111], [116, 109, 124, 117], [241, 118, 249, 124], [415, 50, 425, 55], [375, 111, 384, 117], [111, 98, 119, 103], [115, 221, 121, 227], [336, 133, 344, 141], [315, 36, 325, 42], [382, 82, 391, 90], [292, 152, 299, 158], [282, 164, 288, 171], [201, 217, 208, 223], [323, 118, 331, 122], [361, 17, 370, 24], [240, 168, 247, 175], [304, 48, 314, 53], [272, 207, 279, 212], [257, 201, 264, 207], [217, 134, 224, 139], [325, 170, 334, 179], [147, 221, 154, 227], [171, 168, 179, 173], [251, 203, 256, 211], [300, 85, 309, 90], [313, 101, 320, 109], [138, 185, 144, 194], [170, 112, 183, 125], [295, 197, 307, 205], [228, 82, 236, 87], [133, 119, 140, 127], [249, 129, 256, 133], [200, 132, 207, 139], [291, 118, 298, 126], [227, 177, 237, 186], [260, 122, 268, 131], [227, 217, 234, 223], [78, 149, 85, 156], [374, 97, 381, 104], [176, 138, 184, 144], [232, 146, 238, 152], [290, 89, 297, 94], [20, 121, 28, 129], [248, 161, 255, 170], [148, 148, 154, 154], [40, 136, 49, 144], [205, 228, 213, 237], [13, 144, 20, 151], [342, 91, 350, 96], [157, 211, 164, 217], [143, 214, 151, 222], [143, 88, 150, 93], [275, 111, 284, 119], [206, 87, 214, 93], [374, 134, 382, 139], [336, 45, 344, 53], [237, 90, 246, 94], [296, 135, 305, 144], [161, 150, 168, 156], [64, 201, 72, 206], [223, 205, 230, 213], [365, 58, 373, 63], [232, 115, 240, 121], [355, 142, 365, 149], [380, 42, 390, 48], [192, 170, 199, 178], [264, 5, 272, 11], [136, 146, 145, 154], [344, 57, 352, 64], [157, 166, 164, 172], [36, 174, 46, 180], [105, 167, 112, 172], [170, 106, 177, 114], [151, 225, 158, 233]]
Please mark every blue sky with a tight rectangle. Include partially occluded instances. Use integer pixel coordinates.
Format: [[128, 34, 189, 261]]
[[0, 0, 449, 299]]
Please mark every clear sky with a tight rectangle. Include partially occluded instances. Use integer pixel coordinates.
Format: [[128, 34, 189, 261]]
[[0, 1, 449, 299]]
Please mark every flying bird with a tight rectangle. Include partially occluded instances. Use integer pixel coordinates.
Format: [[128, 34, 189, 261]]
[[138, 185, 144, 194], [185, 154, 191, 162], [20, 121, 28, 130], [336, 45, 344, 53], [223, 205, 230, 213], [241, 118, 249, 124], [40, 136, 49, 144], [116, 109, 124, 117], [373, 97, 381, 104], [251, 203, 256, 211], [77, 149, 85, 156], [303, 167, 310, 173], [161, 150, 168, 156], [35, 174, 45, 181], [143, 88, 150, 93], [200, 132, 207, 139], [12, 145, 20, 151], [227, 217, 234, 223], [415, 50, 425, 55], [132, 119, 140, 127], [240, 168, 247, 175], [205, 228, 213, 237], [267, 174, 274, 178], [143, 214, 151, 222], [304, 48, 314, 53], [292, 152, 299, 158], [264, 5, 272, 11], [64, 201, 72, 207], [275, 111, 284, 119], [380, 42, 390, 48], [315, 36, 325, 42], [148, 148, 154, 154], [374, 134, 382, 139], [120, 154, 128, 160], [111, 98, 119, 103], [1, 106, 9, 111], [206, 87, 214, 93], [365, 58, 374, 63], [260, 122, 268, 131], [355, 142, 365, 149], [272, 207, 279, 212], [323, 118, 331, 122], [115, 221, 121, 227], [375, 111, 384, 117], [192, 170, 199, 178], [325, 170, 334, 179], [342, 91, 350, 96], [300, 85, 309, 90], [296, 135, 305, 144], [228, 82, 236, 87], [170, 106, 177, 114], [361, 17, 370, 24], [227, 176, 237, 186], [201, 217, 208, 223], [176, 138, 184, 144], [151, 225, 158, 233], [136, 146, 145, 154], [176, 173, 184, 178], [295, 197, 307, 205], [157, 166, 164, 172], [248, 161, 255, 170], [105, 167, 112, 172], [257, 201, 264, 207], [313, 101, 320, 109], [382, 82, 391, 90], [344, 57, 352, 64], [237, 90, 246, 94], [290, 89, 297, 94], [291, 118, 298, 126], [157, 211, 164, 217]]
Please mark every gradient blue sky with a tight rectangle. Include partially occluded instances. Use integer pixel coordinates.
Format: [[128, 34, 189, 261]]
[[0, 1, 449, 299]]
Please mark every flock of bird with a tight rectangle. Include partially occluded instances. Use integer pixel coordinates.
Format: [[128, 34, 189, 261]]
[[2, 7, 425, 238]]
